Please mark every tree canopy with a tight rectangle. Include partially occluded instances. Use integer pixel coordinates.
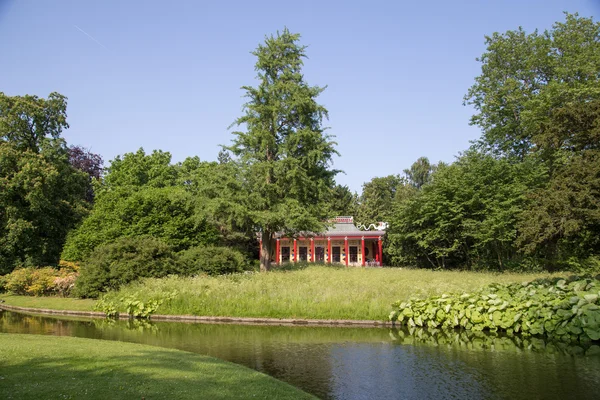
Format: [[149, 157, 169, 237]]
[[228, 28, 338, 271]]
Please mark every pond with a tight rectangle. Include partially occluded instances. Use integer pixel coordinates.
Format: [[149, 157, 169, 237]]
[[1, 310, 599, 400]]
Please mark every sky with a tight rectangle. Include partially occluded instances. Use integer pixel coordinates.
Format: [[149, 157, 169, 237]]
[[1, 0, 599, 193]]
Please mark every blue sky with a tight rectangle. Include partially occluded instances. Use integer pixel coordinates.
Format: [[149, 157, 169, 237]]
[[1, 0, 599, 193]]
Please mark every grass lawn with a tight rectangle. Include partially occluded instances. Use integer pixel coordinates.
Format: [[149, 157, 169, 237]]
[[0, 333, 315, 400], [101, 266, 560, 321], [0, 293, 96, 311]]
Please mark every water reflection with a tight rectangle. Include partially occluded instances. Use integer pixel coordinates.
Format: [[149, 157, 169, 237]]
[[1, 310, 599, 400]]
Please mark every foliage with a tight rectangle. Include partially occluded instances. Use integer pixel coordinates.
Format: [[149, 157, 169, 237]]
[[403, 157, 434, 189], [122, 295, 163, 318], [68, 145, 103, 203], [389, 326, 600, 357], [228, 28, 338, 271], [355, 174, 404, 224], [516, 101, 600, 266], [180, 159, 255, 252], [0, 139, 88, 274], [0, 93, 94, 274], [327, 185, 359, 217], [465, 13, 600, 158], [178, 245, 250, 276], [0, 92, 68, 153], [390, 277, 600, 343], [62, 186, 217, 261], [73, 236, 179, 298], [386, 151, 545, 269], [62, 149, 219, 261], [1, 266, 79, 296], [93, 298, 119, 318]]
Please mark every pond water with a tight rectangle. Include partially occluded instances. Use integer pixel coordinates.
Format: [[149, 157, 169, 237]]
[[1, 310, 599, 400]]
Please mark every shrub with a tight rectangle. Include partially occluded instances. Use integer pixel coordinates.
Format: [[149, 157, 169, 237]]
[[1, 267, 78, 297], [4, 268, 34, 295], [26, 268, 58, 296], [0, 274, 8, 293], [178, 246, 250, 276], [74, 236, 178, 298], [390, 276, 600, 343]]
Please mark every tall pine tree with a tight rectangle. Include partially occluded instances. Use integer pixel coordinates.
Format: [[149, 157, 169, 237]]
[[229, 29, 338, 271]]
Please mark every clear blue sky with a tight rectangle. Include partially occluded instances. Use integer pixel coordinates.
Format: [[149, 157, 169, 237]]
[[1, 0, 598, 193]]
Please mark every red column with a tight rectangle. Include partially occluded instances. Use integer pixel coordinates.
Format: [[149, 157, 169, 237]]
[[259, 238, 262, 262], [361, 237, 365, 267], [327, 238, 331, 263], [293, 239, 297, 263], [310, 238, 315, 262], [378, 238, 383, 266], [275, 239, 280, 265], [344, 236, 348, 267]]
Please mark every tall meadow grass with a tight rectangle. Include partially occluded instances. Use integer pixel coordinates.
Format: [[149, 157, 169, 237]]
[[102, 266, 560, 321]]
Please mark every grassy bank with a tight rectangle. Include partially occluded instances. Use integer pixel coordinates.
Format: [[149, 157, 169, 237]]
[[0, 333, 315, 399], [100, 266, 559, 321], [0, 293, 95, 311]]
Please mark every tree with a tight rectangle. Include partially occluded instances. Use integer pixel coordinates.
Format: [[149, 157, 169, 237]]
[[355, 175, 403, 224], [68, 145, 103, 203], [228, 29, 338, 271], [465, 13, 600, 158], [62, 149, 219, 261], [0, 92, 87, 273], [516, 101, 600, 266], [328, 185, 358, 217], [0, 142, 88, 273], [0, 92, 69, 153], [386, 151, 543, 270], [403, 157, 434, 189], [217, 149, 232, 164]]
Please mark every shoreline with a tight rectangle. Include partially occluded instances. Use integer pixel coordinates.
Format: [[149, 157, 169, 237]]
[[0, 303, 393, 328]]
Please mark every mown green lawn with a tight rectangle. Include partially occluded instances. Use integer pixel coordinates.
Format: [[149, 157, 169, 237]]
[[0, 293, 95, 311], [0, 333, 315, 400]]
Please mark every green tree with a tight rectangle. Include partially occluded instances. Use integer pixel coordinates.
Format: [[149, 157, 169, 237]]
[[386, 151, 543, 270], [0, 92, 69, 153], [0, 142, 87, 273], [62, 150, 218, 261], [465, 13, 600, 157], [356, 175, 403, 224], [403, 157, 434, 189], [517, 101, 600, 266], [228, 29, 338, 271], [0, 92, 88, 273], [328, 184, 358, 217]]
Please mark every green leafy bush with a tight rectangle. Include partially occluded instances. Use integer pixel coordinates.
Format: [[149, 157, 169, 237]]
[[178, 245, 249, 276], [122, 295, 162, 318], [74, 236, 178, 298], [390, 277, 600, 343], [93, 298, 119, 318]]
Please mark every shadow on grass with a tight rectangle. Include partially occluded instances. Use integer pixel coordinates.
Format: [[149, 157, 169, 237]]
[[0, 335, 315, 400]]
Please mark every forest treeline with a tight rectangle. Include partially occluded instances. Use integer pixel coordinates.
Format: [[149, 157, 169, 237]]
[[1, 13, 599, 279]]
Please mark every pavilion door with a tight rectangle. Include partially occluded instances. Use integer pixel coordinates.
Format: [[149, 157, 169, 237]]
[[315, 247, 324, 262], [332, 247, 341, 263], [281, 247, 290, 263], [349, 246, 358, 263], [299, 247, 308, 261]]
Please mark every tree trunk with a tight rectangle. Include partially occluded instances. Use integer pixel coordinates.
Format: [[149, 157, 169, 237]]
[[260, 230, 273, 272]]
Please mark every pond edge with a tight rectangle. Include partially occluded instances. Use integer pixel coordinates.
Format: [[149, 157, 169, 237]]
[[0, 303, 393, 328]]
